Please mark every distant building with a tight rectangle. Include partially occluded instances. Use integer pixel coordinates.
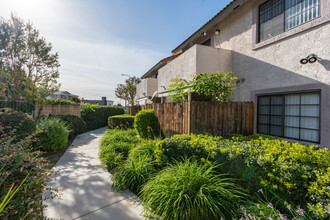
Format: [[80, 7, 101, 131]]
[[46, 91, 79, 101], [83, 97, 114, 106]]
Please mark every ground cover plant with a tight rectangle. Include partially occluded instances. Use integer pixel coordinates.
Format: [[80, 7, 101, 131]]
[[99, 129, 141, 171], [100, 129, 330, 219], [141, 159, 246, 220], [108, 114, 134, 129]]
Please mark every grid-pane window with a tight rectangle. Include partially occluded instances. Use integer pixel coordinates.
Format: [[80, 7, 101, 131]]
[[257, 92, 320, 143], [259, 0, 320, 41]]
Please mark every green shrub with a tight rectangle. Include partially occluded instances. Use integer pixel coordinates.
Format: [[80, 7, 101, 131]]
[[39, 98, 75, 105], [129, 142, 157, 161], [215, 136, 330, 217], [0, 136, 55, 219], [0, 108, 36, 140], [112, 155, 157, 194], [53, 115, 87, 138], [33, 117, 69, 151], [134, 109, 158, 139], [99, 129, 140, 171], [141, 159, 246, 220], [155, 134, 219, 165], [108, 114, 134, 129], [81, 103, 124, 131]]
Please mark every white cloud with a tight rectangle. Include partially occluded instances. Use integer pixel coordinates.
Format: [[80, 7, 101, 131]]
[[0, 0, 166, 103]]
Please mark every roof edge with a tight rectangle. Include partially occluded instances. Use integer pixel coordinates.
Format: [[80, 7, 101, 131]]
[[171, 0, 243, 54]]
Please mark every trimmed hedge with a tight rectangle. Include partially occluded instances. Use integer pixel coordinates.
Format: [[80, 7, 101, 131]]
[[108, 114, 134, 129], [134, 109, 157, 139], [0, 108, 36, 140], [81, 103, 124, 131]]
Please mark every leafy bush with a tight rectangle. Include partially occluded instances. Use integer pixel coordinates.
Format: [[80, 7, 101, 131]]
[[33, 117, 69, 151], [108, 114, 134, 129], [112, 155, 157, 194], [99, 129, 140, 171], [141, 159, 246, 220], [53, 115, 87, 138], [0, 108, 36, 140], [155, 134, 219, 165], [81, 103, 124, 131], [134, 109, 157, 139], [215, 136, 330, 217], [0, 136, 55, 219]]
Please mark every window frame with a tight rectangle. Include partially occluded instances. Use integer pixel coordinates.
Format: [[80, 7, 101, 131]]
[[258, 0, 321, 43], [257, 90, 321, 143]]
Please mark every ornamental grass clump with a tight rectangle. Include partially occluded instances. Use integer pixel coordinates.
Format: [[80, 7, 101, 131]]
[[112, 155, 157, 194], [99, 129, 141, 171], [141, 159, 246, 220]]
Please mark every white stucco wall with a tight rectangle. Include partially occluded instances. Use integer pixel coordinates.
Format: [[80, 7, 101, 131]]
[[157, 44, 226, 96], [212, 0, 330, 101], [136, 78, 158, 99]]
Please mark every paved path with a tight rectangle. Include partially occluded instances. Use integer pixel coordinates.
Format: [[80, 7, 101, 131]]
[[43, 127, 144, 220]]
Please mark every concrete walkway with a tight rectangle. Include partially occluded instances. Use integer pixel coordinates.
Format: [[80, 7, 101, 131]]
[[43, 127, 144, 220]]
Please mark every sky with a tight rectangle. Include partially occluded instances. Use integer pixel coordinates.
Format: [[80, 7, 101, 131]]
[[0, 0, 232, 104]]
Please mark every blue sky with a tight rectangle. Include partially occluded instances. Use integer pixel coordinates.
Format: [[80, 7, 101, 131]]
[[0, 0, 232, 103]]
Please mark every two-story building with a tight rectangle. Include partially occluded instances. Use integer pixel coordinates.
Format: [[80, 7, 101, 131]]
[[137, 0, 330, 148]]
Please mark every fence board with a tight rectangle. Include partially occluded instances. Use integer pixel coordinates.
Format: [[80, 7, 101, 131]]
[[127, 101, 254, 138]]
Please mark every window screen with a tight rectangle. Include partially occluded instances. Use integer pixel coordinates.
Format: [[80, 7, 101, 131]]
[[259, 0, 320, 42]]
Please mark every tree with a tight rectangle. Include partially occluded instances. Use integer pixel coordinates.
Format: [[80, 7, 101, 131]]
[[0, 13, 60, 101], [115, 76, 141, 108], [168, 72, 238, 103]]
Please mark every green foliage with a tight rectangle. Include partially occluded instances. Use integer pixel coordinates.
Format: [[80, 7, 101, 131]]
[[52, 115, 87, 138], [0, 14, 60, 101], [191, 72, 238, 103], [134, 109, 158, 139], [141, 159, 246, 220], [168, 72, 238, 103], [168, 76, 189, 102], [112, 155, 157, 194], [33, 116, 69, 151], [115, 76, 141, 107], [99, 129, 140, 171], [81, 103, 124, 131], [0, 136, 55, 219], [39, 99, 75, 105], [215, 135, 330, 217], [155, 134, 220, 165], [0, 108, 36, 140], [129, 142, 157, 161], [108, 114, 134, 129]]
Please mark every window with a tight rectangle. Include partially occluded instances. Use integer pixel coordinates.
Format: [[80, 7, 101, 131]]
[[259, 0, 320, 42], [257, 92, 320, 143]]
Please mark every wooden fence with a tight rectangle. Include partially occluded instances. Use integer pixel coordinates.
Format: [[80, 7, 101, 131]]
[[129, 101, 254, 137], [33, 104, 81, 119]]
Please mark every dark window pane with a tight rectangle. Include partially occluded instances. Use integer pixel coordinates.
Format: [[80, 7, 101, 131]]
[[258, 124, 269, 134]]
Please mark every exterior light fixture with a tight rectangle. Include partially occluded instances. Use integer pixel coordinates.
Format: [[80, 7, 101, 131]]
[[215, 29, 220, 35], [300, 54, 319, 64], [308, 54, 318, 63], [203, 31, 207, 36]]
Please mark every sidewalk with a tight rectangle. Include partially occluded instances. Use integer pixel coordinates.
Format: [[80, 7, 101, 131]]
[[43, 127, 144, 220]]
